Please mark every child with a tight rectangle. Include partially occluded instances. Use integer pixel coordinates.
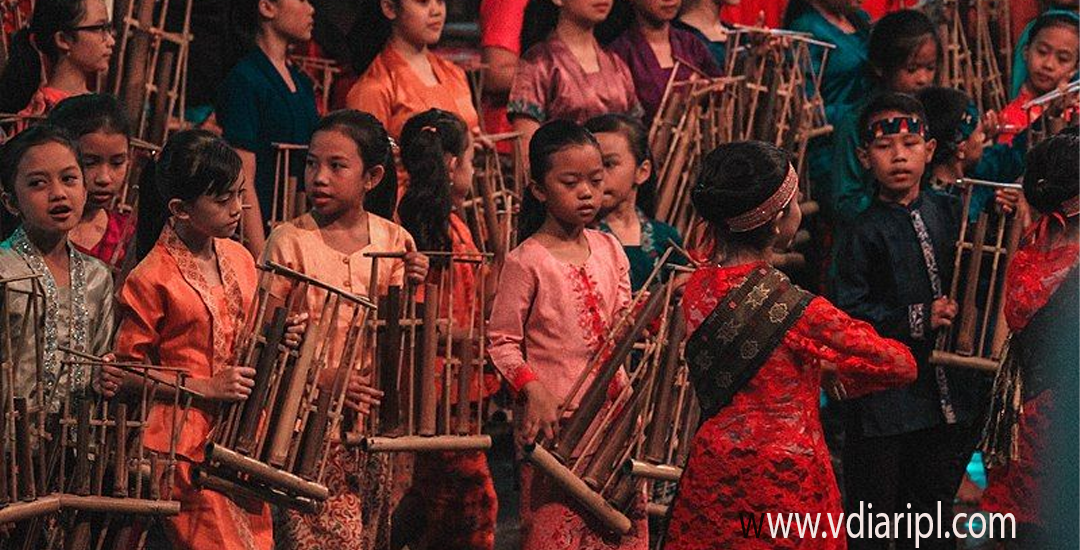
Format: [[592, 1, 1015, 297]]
[[509, 0, 642, 154], [918, 86, 1025, 216], [608, 0, 722, 124], [0, 0, 114, 116], [997, 12, 1079, 146], [109, 130, 302, 549], [0, 124, 114, 407], [674, 0, 740, 67], [262, 109, 427, 550], [217, 0, 320, 255], [394, 108, 499, 550], [487, 119, 646, 549], [782, 0, 871, 193], [584, 113, 683, 290], [829, 9, 940, 225], [346, 0, 480, 141], [981, 132, 1079, 548], [832, 93, 989, 550], [1010, 8, 1079, 98], [47, 93, 135, 270], [663, 140, 915, 550]]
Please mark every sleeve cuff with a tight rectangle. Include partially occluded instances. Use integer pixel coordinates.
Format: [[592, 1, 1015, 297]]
[[510, 365, 539, 393], [909, 303, 927, 340]]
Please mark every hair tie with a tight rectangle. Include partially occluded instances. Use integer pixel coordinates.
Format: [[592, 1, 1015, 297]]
[[421, 126, 438, 135], [1026, 188, 1080, 247], [724, 165, 799, 232]]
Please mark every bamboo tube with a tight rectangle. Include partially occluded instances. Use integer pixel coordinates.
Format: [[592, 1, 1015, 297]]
[[956, 213, 989, 355], [378, 287, 404, 435], [73, 397, 92, 496], [235, 307, 289, 454], [556, 286, 668, 459], [455, 342, 476, 435], [359, 435, 492, 453], [149, 454, 162, 500], [112, 403, 129, 497], [266, 295, 330, 467], [0, 493, 61, 524], [930, 350, 999, 371], [476, 161, 506, 260], [296, 390, 332, 480], [14, 396, 34, 501], [646, 503, 669, 517], [205, 443, 329, 501], [418, 283, 440, 436], [624, 460, 683, 482], [524, 445, 633, 535], [58, 494, 180, 515], [193, 469, 318, 514], [148, 50, 174, 145], [990, 218, 1023, 358], [581, 389, 645, 489], [64, 514, 93, 550], [118, 0, 155, 128], [644, 308, 685, 464]]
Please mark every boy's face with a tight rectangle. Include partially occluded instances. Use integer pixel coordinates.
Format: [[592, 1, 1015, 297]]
[[857, 110, 936, 203]]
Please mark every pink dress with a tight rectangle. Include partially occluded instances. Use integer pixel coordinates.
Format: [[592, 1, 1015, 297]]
[[488, 229, 647, 550]]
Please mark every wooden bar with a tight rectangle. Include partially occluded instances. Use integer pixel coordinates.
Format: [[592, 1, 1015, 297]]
[[0, 493, 61, 524], [359, 435, 492, 453]]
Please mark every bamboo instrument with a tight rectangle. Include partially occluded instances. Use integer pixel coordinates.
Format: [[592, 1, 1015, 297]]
[[643, 309, 685, 463], [14, 397, 34, 501], [112, 403, 129, 498], [72, 397, 92, 497], [524, 444, 633, 535], [418, 282, 440, 436], [193, 468, 318, 514], [956, 212, 989, 355], [624, 460, 683, 482], [377, 287, 404, 435], [0, 494, 61, 524]]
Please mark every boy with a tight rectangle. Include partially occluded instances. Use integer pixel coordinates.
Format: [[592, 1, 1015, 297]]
[[831, 92, 991, 550]]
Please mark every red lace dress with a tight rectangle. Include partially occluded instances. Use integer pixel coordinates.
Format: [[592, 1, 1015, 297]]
[[664, 262, 917, 550], [980, 237, 1079, 526]]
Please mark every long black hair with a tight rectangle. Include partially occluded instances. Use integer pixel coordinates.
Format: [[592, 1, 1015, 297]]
[[135, 130, 242, 259], [398, 109, 468, 268], [0, 0, 88, 113], [1023, 131, 1080, 216], [583, 113, 658, 218], [348, 0, 394, 76], [917, 86, 973, 169], [519, 119, 601, 241], [46, 93, 132, 139], [866, 9, 940, 87], [312, 109, 399, 219], [691, 140, 792, 252], [0, 124, 81, 238]]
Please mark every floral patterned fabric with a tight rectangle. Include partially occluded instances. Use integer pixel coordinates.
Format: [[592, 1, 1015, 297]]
[[664, 262, 916, 550], [981, 233, 1079, 527]]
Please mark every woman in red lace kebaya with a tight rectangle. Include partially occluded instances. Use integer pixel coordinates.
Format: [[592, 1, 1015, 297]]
[[981, 133, 1080, 548], [663, 142, 917, 550]]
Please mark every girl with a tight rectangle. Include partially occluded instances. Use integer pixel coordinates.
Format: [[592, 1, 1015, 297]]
[[47, 93, 135, 270], [674, 0, 740, 67], [110, 130, 301, 549], [1010, 6, 1079, 98], [997, 12, 1079, 146], [584, 113, 683, 291], [782, 0, 871, 194], [394, 108, 499, 550], [830, 9, 940, 225], [0, 124, 114, 408], [346, 0, 480, 141], [664, 141, 916, 550], [509, 0, 642, 155], [0, 0, 114, 116], [487, 119, 646, 550], [217, 0, 320, 256], [608, 0, 722, 124], [262, 109, 427, 550], [981, 132, 1079, 548]]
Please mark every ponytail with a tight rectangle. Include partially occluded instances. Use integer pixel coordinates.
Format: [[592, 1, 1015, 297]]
[[398, 109, 467, 268]]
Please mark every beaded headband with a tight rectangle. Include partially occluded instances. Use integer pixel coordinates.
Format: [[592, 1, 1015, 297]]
[[725, 164, 799, 232], [862, 116, 928, 145]]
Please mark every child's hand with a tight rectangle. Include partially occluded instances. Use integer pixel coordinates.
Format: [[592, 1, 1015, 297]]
[[993, 187, 1021, 215], [981, 110, 1000, 138], [519, 380, 559, 446], [821, 369, 847, 401], [283, 312, 308, 350], [403, 240, 429, 285], [93, 354, 123, 398], [203, 366, 257, 402], [344, 379, 384, 415], [930, 296, 959, 330]]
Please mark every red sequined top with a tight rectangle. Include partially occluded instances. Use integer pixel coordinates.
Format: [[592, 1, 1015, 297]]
[[1004, 234, 1079, 332]]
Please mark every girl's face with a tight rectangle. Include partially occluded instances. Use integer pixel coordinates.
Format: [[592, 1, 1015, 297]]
[[385, 0, 446, 47], [60, 0, 115, 74], [887, 37, 938, 94], [305, 129, 381, 218], [264, 0, 315, 43], [532, 144, 605, 227], [595, 131, 649, 213], [78, 130, 130, 211], [958, 120, 987, 170], [1024, 26, 1079, 95], [558, 0, 614, 26], [449, 134, 475, 201], [4, 142, 87, 236], [173, 176, 244, 239], [633, 0, 682, 25]]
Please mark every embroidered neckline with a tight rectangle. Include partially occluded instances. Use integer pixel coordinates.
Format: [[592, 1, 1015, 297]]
[[10, 226, 89, 403]]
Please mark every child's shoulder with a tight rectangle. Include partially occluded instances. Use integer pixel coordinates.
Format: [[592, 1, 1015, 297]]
[[368, 213, 412, 245]]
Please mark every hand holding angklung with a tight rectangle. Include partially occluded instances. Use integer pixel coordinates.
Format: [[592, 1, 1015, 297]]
[[519, 380, 559, 447]]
